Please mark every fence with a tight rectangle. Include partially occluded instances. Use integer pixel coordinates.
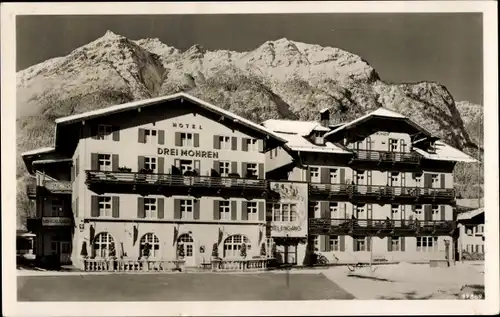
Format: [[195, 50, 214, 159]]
[[84, 258, 185, 272]]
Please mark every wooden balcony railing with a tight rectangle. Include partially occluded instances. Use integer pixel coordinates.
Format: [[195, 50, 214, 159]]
[[350, 150, 421, 164], [309, 218, 455, 236], [85, 170, 268, 193], [25, 177, 72, 198], [309, 183, 455, 202], [26, 177, 37, 198]]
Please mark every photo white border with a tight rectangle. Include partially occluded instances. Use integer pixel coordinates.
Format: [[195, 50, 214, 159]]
[[1, 1, 498, 316]]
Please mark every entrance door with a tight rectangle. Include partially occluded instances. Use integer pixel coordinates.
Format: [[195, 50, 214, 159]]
[[285, 245, 297, 265], [50, 240, 72, 264], [177, 234, 195, 266]]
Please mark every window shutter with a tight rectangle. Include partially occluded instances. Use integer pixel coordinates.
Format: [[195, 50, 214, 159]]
[[440, 174, 446, 188], [320, 201, 329, 219], [424, 204, 431, 221], [353, 237, 357, 252], [75, 197, 79, 218], [213, 200, 220, 220], [401, 237, 406, 251], [339, 168, 345, 184], [91, 153, 99, 171], [367, 237, 371, 252], [175, 132, 182, 146], [320, 168, 330, 184], [112, 196, 120, 218], [319, 235, 327, 252], [158, 130, 165, 145], [258, 139, 264, 152], [258, 163, 264, 179], [339, 235, 345, 251], [231, 137, 237, 151], [231, 200, 237, 220], [112, 127, 120, 141], [137, 197, 145, 218], [194, 133, 200, 148], [70, 165, 75, 182], [424, 173, 432, 187], [387, 237, 392, 251], [306, 167, 311, 182], [231, 161, 238, 175], [76, 157, 80, 176], [242, 138, 249, 152], [400, 139, 405, 152], [91, 195, 99, 217], [213, 135, 220, 149], [194, 160, 200, 175], [138, 128, 145, 143], [440, 205, 446, 221], [213, 160, 219, 174], [241, 201, 248, 221], [241, 162, 247, 177], [193, 200, 200, 220], [112, 154, 119, 171], [158, 198, 164, 219], [258, 201, 265, 221], [138, 156, 145, 171], [174, 199, 181, 219], [158, 157, 164, 174], [386, 172, 391, 186]]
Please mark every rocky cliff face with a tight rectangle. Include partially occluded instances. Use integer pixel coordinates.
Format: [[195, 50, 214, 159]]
[[15, 31, 483, 227]]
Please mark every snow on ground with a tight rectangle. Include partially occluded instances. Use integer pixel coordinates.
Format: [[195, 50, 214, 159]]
[[320, 262, 484, 299]]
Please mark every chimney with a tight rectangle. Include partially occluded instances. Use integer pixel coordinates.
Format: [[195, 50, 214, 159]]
[[320, 108, 330, 127]]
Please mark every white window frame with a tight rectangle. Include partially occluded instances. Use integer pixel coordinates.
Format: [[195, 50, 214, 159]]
[[177, 234, 194, 257], [247, 202, 258, 221], [389, 138, 399, 152], [219, 200, 231, 220], [432, 205, 439, 217], [140, 233, 160, 258], [180, 199, 193, 220], [98, 124, 113, 140], [310, 167, 320, 182], [180, 160, 194, 174], [330, 202, 339, 218], [414, 205, 423, 217], [219, 161, 230, 177], [354, 237, 366, 252], [98, 196, 112, 217], [145, 129, 157, 145], [271, 203, 297, 222], [391, 172, 400, 185], [94, 232, 114, 258], [431, 174, 439, 187], [223, 235, 251, 258], [98, 154, 112, 172], [246, 163, 258, 177], [144, 198, 157, 219], [356, 172, 365, 184], [414, 173, 422, 186], [330, 168, 338, 184], [391, 237, 400, 251], [144, 156, 157, 172], [391, 204, 399, 216], [247, 138, 258, 152], [181, 132, 194, 147], [329, 235, 339, 251], [416, 236, 438, 252], [219, 136, 231, 150], [356, 204, 365, 218]]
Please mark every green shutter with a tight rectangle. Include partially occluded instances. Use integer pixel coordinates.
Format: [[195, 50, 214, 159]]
[[112, 127, 120, 141], [258, 201, 265, 221], [306, 167, 311, 182], [158, 157, 164, 174], [401, 237, 405, 251], [112, 154, 119, 171], [175, 132, 182, 146], [339, 168, 345, 184], [241, 201, 248, 221], [231, 137, 237, 151], [231, 200, 237, 220], [112, 197, 120, 218], [258, 139, 264, 153], [137, 197, 145, 218], [213, 200, 220, 220], [387, 237, 392, 252], [231, 161, 238, 175], [138, 128, 145, 143], [213, 160, 219, 174], [157, 198, 164, 219], [138, 156, 145, 171], [241, 162, 247, 177], [440, 174, 446, 188], [91, 196, 99, 217], [320, 201, 328, 219], [194, 133, 200, 148], [320, 167, 330, 183], [174, 199, 181, 219], [213, 135, 220, 149], [367, 237, 371, 252], [440, 205, 446, 220], [193, 200, 200, 220], [242, 138, 248, 152], [158, 130, 165, 145], [258, 163, 264, 179], [339, 235, 345, 251], [91, 153, 99, 171]]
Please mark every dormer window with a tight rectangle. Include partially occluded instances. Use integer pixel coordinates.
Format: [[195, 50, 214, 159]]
[[313, 131, 325, 145], [429, 141, 437, 153]]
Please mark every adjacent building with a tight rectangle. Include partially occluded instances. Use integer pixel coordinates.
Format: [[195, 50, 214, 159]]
[[457, 208, 485, 260], [22, 93, 477, 268]]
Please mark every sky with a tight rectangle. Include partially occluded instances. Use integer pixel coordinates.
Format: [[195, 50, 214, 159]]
[[16, 13, 483, 104]]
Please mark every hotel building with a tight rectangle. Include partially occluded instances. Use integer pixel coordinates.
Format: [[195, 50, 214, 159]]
[[23, 93, 476, 268]]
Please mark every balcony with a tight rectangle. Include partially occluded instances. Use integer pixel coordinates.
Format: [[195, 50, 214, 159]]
[[26, 177, 37, 199], [349, 150, 421, 167], [85, 170, 269, 198], [309, 218, 456, 236], [309, 183, 455, 204], [25, 177, 72, 198]]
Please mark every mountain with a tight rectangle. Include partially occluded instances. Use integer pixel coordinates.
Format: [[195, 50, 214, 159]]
[[16, 30, 483, 228]]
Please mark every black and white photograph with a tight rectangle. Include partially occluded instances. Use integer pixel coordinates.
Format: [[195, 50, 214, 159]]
[[1, 2, 498, 316]]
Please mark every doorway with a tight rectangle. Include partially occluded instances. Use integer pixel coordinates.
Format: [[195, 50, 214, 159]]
[[50, 238, 72, 264], [177, 234, 195, 266]]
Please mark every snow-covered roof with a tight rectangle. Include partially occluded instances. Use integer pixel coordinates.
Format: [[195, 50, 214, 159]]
[[324, 107, 429, 138], [20, 147, 55, 157], [457, 198, 484, 209], [457, 208, 484, 221], [275, 132, 351, 154], [414, 141, 478, 163], [32, 158, 73, 165], [55, 92, 287, 143], [320, 108, 330, 114], [262, 119, 330, 136]]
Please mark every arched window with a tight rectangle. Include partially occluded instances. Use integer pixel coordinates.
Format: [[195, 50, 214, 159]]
[[140, 233, 160, 258], [93, 232, 115, 258], [177, 234, 194, 257], [223, 235, 251, 258]]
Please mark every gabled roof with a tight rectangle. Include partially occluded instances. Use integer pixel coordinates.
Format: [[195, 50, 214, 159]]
[[262, 119, 330, 136], [20, 147, 55, 157], [55, 92, 286, 143], [457, 208, 484, 221], [324, 107, 431, 138], [273, 132, 351, 154], [414, 141, 478, 163]]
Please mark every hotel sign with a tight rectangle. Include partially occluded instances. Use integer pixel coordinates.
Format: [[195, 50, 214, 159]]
[[269, 181, 308, 238], [157, 148, 219, 159], [42, 217, 72, 227]]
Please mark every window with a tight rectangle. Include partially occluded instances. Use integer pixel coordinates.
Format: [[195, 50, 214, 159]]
[[416, 236, 438, 252], [98, 196, 112, 217], [330, 202, 339, 218], [356, 172, 365, 184], [247, 139, 258, 152], [145, 129, 157, 144], [330, 169, 338, 183], [466, 226, 473, 236], [391, 172, 399, 184], [310, 167, 319, 182], [223, 235, 251, 258], [98, 154, 112, 172], [177, 234, 194, 257], [219, 161, 230, 177], [219, 136, 231, 150], [329, 235, 339, 251], [144, 157, 157, 172], [144, 198, 157, 218], [270, 203, 297, 222], [476, 224, 484, 235], [181, 133, 193, 147], [247, 202, 258, 221], [355, 204, 365, 218], [414, 205, 423, 215], [391, 237, 400, 251], [389, 139, 398, 151], [431, 174, 439, 186], [414, 173, 422, 186], [51, 198, 64, 217], [246, 163, 258, 177], [312, 235, 319, 251], [93, 232, 115, 258], [180, 200, 193, 220], [354, 237, 366, 252], [432, 205, 439, 216], [391, 204, 399, 216], [140, 233, 160, 258], [180, 160, 194, 174], [219, 200, 231, 220], [309, 202, 320, 219], [98, 124, 113, 140]]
